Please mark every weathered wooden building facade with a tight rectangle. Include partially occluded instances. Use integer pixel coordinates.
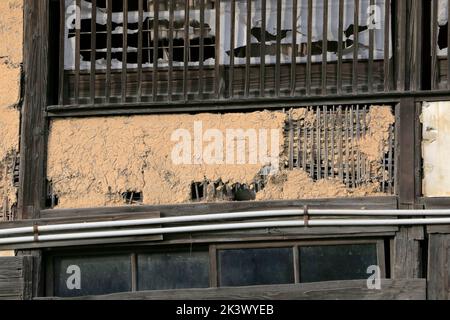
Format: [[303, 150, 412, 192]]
[[2, 0, 450, 300]]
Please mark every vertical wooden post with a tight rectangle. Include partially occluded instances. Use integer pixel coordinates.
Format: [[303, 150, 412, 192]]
[[18, 0, 50, 220], [396, 98, 417, 208]]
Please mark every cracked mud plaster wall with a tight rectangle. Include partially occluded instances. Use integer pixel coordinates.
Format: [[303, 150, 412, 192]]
[[47, 106, 394, 209], [0, 1, 22, 220]]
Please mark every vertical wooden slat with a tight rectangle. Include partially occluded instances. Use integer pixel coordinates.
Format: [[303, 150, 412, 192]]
[[260, 0, 266, 97], [183, 0, 190, 100], [121, 0, 128, 103], [228, 0, 236, 98], [131, 253, 137, 292], [291, 0, 298, 95], [105, 0, 112, 102], [352, 0, 360, 94], [337, 0, 344, 94], [338, 105, 344, 181], [297, 119, 301, 168], [309, 108, 314, 178], [293, 246, 300, 284], [74, 0, 81, 104], [431, 0, 438, 90], [152, 0, 159, 101], [209, 245, 218, 288], [288, 111, 294, 170], [350, 106, 355, 188], [397, 98, 416, 207], [356, 105, 361, 186], [90, 0, 97, 104], [345, 107, 350, 187], [20, 0, 50, 218], [324, 106, 329, 178], [321, 0, 328, 95], [396, 0, 406, 91], [137, 0, 144, 101], [275, 0, 282, 96], [199, 0, 205, 99], [306, 0, 313, 95], [245, 0, 251, 97], [447, 0, 450, 90], [384, 0, 390, 91], [368, 0, 375, 93], [388, 124, 394, 194], [330, 106, 336, 178], [215, 0, 221, 98], [58, 0, 65, 105], [316, 108, 321, 179]]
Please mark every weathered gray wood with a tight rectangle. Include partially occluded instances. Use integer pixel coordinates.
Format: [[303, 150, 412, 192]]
[[19, 0, 50, 219], [392, 226, 424, 279], [39, 197, 398, 220], [420, 197, 450, 209], [0, 256, 33, 300], [427, 225, 450, 234], [38, 279, 426, 300], [396, 99, 416, 208], [427, 234, 449, 300]]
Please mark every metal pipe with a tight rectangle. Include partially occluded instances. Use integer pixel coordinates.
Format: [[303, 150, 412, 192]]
[[3, 209, 450, 237], [2, 217, 450, 246]]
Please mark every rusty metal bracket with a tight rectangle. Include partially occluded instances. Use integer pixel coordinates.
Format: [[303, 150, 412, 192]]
[[33, 224, 39, 242]]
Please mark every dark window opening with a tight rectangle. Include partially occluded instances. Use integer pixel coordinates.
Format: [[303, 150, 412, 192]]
[[299, 244, 378, 283], [218, 247, 295, 287], [191, 180, 260, 202], [46, 240, 384, 297], [122, 191, 143, 204], [45, 180, 59, 209], [137, 251, 210, 291]]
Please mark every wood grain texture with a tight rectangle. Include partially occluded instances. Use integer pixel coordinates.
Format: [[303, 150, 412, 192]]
[[427, 234, 449, 300], [0, 256, 33, 300], [37, 279, 426, 300], [19, 0, 50, 220], [392, 227, 424, 279]]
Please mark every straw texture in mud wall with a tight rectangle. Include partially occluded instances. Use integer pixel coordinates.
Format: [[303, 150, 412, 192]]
[[0, 0, 22, 220], [47, 106, 395, 209]]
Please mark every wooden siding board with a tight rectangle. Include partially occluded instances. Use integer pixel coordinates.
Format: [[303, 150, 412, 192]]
[[38, 279, 426, 300]]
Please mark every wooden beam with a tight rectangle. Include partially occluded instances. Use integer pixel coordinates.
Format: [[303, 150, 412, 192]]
[[0, 256, 34, 300], [37, 279, 426, 300], [19, 0, 50, 219], [39, 196, 398, 220], [427, 234, 449, 300], [396, 99, 417, 208], [392, 226, 424, 279]]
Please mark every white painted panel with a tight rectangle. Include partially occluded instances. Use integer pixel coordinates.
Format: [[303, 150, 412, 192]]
[[422, 101, 450, 197]]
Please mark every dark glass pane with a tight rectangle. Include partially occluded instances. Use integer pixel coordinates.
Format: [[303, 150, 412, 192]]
[[299, 244, 378, 283], [218, 248, 294, 287], [137, 251, 209, 291], [53, 255, 132, 297]]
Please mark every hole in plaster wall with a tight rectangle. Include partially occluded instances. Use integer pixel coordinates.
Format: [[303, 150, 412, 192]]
[[122, 191, 143, 204]]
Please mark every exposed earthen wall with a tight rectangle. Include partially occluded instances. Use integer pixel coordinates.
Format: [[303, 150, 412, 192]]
[[47, 106, 395, 209], [0, 0, 22, 221]]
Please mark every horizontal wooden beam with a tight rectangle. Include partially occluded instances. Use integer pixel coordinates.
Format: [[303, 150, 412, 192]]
[[37, 279, 426, 300], [39, 196, 398, 220]]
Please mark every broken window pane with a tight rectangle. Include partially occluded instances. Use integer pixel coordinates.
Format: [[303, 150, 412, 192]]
[[63, 0, 391, 70]]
